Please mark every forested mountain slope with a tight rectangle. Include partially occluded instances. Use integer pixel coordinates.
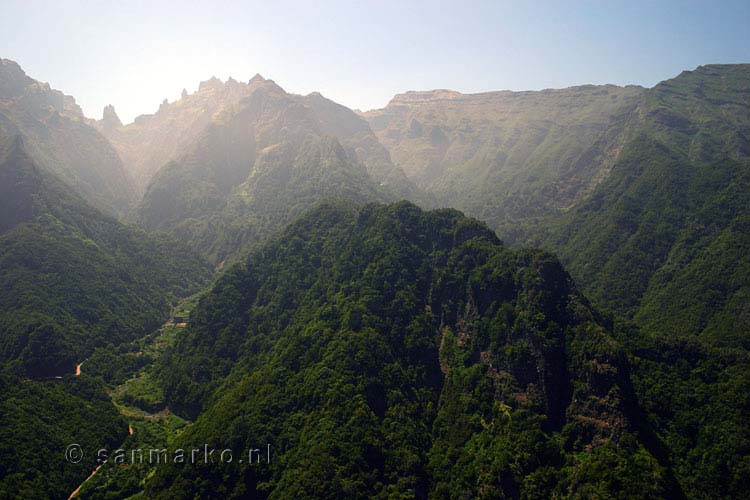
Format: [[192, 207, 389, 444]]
[[0, 129, 211, 499], [357, 65, 750, 499], [0, 134, 211, 377], [535, 65, 750, 499], [0, 58, 135, 215], [543, 64, 750, 335], [146, 201, 678, 499]]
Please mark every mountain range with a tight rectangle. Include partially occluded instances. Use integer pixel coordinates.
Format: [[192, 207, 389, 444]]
[[0, 58, 747, 499]]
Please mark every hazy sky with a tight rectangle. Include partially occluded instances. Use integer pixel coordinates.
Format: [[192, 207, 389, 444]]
[[2, 0, 749, 123]]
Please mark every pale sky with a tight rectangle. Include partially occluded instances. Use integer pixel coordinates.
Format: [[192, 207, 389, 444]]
[[2, 0, 749, 124]]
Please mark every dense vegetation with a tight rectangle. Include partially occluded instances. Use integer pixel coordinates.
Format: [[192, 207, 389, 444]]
[[0, 374, 127, 499], [0, 59, 747, 499], [370, 64, 750, 498], [521, 64, 750, 499], [0, 136, 211, 376], [543, 65, 749, 324], [0, 132, 210, 498], [145, 201, 675, 498]]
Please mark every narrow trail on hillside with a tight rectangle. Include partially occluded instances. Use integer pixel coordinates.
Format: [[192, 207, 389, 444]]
[[68, 464, 102, 500], [67, 304, 194, 497]]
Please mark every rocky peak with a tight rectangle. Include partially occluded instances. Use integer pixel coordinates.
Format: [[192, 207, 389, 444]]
[[181, 88, 188, 100], [101, 104, 122, 129], [249, 73, 265, 84], [198, 76, 223, 92], [0, 59, 84, 118], [0, 58, 35, 98], [388, 89, 463, 106]]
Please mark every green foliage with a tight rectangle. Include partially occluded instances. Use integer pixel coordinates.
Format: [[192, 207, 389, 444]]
[[620, 324, 750, 500], [145, 201, 670, 498], [0, 130, 211, 497], [507, 66, 750, 498], [0, 374, 127, 500], [0, 140, 212, 377]]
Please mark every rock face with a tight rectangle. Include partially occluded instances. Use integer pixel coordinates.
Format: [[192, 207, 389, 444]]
[[100, 104, 122, 130], [100, 75, 423, 199], [364, 84, 645, 237], [135, 78, 416, 263], [97, 75, 262, 192], [0, 59, 135, 215]]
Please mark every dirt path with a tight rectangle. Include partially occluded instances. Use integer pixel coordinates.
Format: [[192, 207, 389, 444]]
[[67, 302, 195, 497], [67, 463, 103, 499]]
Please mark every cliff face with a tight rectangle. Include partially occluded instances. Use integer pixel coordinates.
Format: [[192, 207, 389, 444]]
[[365, 84, 644, 234], [96, 75, 261, 192], [0, 59, 135, 215], [134, 78, 399, 263]]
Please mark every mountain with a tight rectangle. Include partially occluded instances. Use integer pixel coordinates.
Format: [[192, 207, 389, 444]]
[[536, 65, 750, 499], [94, 76, 258, 192], [1, 58, 747, 499], [133, 77, 423, 264], [369, 64, 750, 499], [365, 65, 750, 337], [145, 201, 677, 499], [542, 65, 750, 331], [0, 134, 211, 377], [0, 126, 211, 498], [100, 74, 420, 198], [0, 59, 135, 215], [364, 84, 644, 235]]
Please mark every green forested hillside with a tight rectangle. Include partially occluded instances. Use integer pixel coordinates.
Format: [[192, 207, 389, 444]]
[[0, 59, 747, 500], [532, 64, 750, 499], [0, 136, 211, 376], [368, 67, 750, 498], [545, 65, 750, 327], [0, 132, 211, 498], [0, 375, 127, 500], [146, 201, 676, 499]]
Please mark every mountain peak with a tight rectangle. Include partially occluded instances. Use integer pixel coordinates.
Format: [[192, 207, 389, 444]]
[[249, 73, 265, 84], [101, 104, 122, 128], [0, 58, 34, 98], [198, 76, 223, 91]]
